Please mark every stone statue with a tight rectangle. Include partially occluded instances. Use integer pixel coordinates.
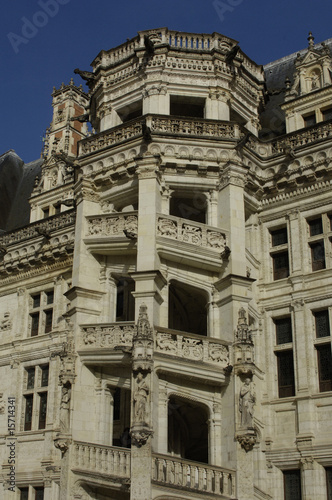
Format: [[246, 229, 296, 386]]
[[60, 385, 71, 432], [239, 378, 255, 428], [133, 372, 149, 423]]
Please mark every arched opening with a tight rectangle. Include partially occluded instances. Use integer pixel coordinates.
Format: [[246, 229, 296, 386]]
[[168, 281, 208, 336], [168, 396, 209, 463]]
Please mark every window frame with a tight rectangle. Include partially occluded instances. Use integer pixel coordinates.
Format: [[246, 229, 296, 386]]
[[29, 289, 54, 337], [307, 213, 332, 272], [269, 226, 290, 281], [22, 364, 49, 432]]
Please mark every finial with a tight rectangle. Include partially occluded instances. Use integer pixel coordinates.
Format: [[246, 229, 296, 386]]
[[308, 32, 315, 48], [69, 78, 74, 85]]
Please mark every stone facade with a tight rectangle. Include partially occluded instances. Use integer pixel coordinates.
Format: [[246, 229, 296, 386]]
[[0, 28, 332, 500]]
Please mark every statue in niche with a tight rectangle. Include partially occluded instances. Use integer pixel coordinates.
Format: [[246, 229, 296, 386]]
[[60, 384, 71, 432], [133, 372, 149, 423], [239, 378, 255, 428]]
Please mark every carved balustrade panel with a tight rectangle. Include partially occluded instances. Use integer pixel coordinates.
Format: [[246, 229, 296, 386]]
[[0, 211, 75, 247], [157, 214, 227, 251], [271, 120, 332, 154], [86, 213, 138, 238], [74, 441, 131, 478], [80, 120, 144, 155], [155, 328, 230, 368], [80, 323, 136, 348], [150, 116, 238, 139], [152, 454, 235, 498]]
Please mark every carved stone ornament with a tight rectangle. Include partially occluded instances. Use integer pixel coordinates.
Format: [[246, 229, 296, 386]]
[[0, 312, 12, 331], [54, 436, 71, 455], [0, 393, 5, 414], [239, 378, 256, 428], [130, 427, 153, 447], [132, 304, 154, 371], [236, 430, 257, 452]]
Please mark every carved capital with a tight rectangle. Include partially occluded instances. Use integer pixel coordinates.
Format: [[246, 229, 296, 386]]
[[130, 426, 153, 447], [54, 435, 71, 455], [236, 430, 257, 451]]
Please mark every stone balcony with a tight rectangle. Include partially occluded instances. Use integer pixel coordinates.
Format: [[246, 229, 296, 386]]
[[156, 214, 229, 271], [152, 453, 236, 498], [78, 322, 231, 384], [72, 442, 236, 499], [0, 211, 75, 275], [154, 327, 231, 385], [84, 211, 228, 269], [84, 212, 138, 255], [73, 441, 130, 486], [78, 114, 243, 157]]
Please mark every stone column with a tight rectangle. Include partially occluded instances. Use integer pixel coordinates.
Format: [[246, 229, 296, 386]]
[[95, 380, 113, 446], [205, 90, 230, 120], [287, 210, 302, 275], [218, 164, 247, 277], [130, 304, 154, 500], [142, 85, 169, 115], [301, 457, 327, 500]]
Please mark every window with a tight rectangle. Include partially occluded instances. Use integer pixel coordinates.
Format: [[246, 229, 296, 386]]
[[275, 317, 292, 344], [42, 207, 50, 219], [276, 351, 295, 398], [20, 487, 44, 500], [116, 278, 135, 321], [310, 241, 325, 271], [283, 470, 302, 500], [23, 365, 49, 431], [322, 108, 332, 122], [270, 227, 289, 280], [314, 310, 331, 338], [29, 290, 54, 336], [308, 217, 323, 236], [307, 214, 332, 272], [326, 467, 332, 500], [272, 252, 289, 280], [303, 113, 316, 127], [316, 344, 332, 392]]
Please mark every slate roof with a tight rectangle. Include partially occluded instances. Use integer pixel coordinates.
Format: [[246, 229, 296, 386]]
[[0, 150, 42, 232]]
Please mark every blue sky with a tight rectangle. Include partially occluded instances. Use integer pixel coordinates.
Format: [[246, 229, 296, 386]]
[[1, 0, 332, 162]]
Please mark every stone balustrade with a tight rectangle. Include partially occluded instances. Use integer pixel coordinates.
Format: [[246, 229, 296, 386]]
[[80, 322, 136, 348], [271, 120, 332, 154], [0, 210, 75, 247], [85, 212, 138, 238], [152, 453, 236, 498], [157, 214, 228, 251], [79, 115, 241, 156], [73, 441, 131, 479], [150, 115, 240, 139], [155, 327, 230, 368]]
